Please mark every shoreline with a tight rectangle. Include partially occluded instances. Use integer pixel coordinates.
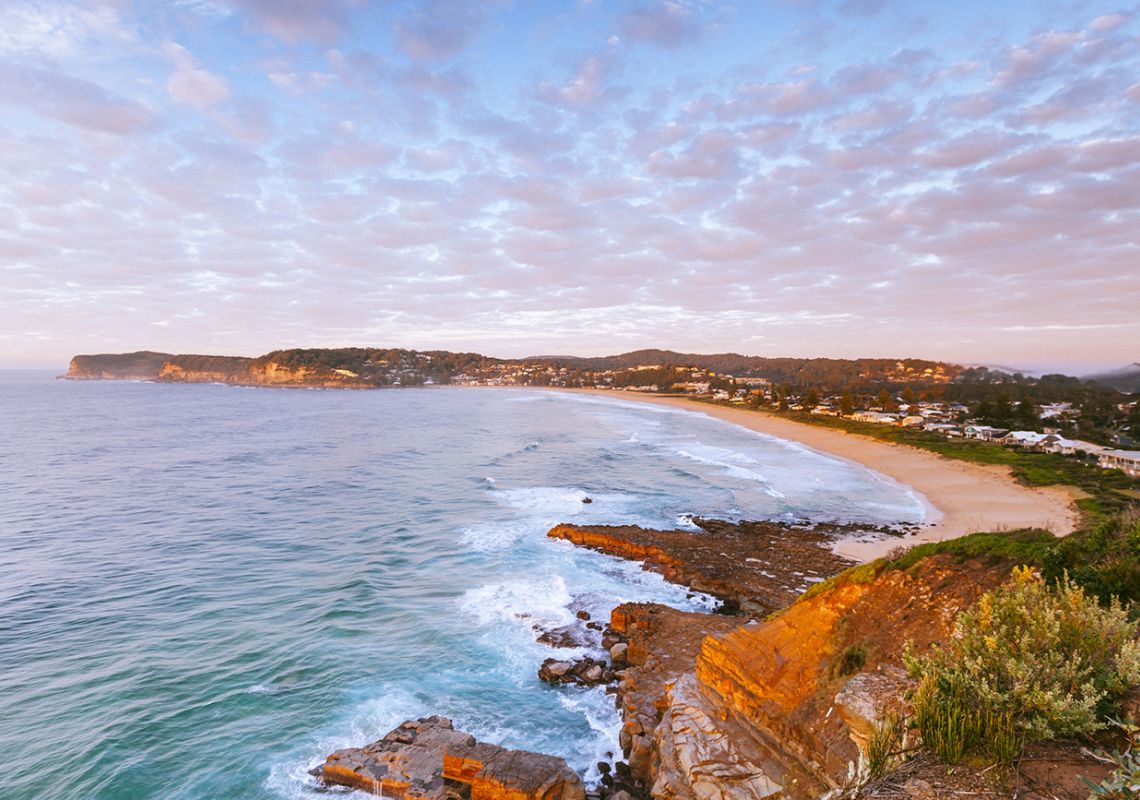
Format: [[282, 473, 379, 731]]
[[534, 387, 1082, 562]]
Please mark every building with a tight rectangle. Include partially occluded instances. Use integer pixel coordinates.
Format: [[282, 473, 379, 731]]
[[1098, 450, 1140, 477], [853, 411, 899, 424], [1045, 439, 1106, 457], [999, 431, 1055, 448], [964, 425, 1009, 441]]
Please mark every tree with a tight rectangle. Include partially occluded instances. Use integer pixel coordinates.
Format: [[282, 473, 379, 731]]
[[804, 387, 820, 409], [878, 388, 895, 411], [777, 384, 790, 411], [902, 386, 917, 407], [840, 389, 855, 416], [991, 393, 1014, 427], [1015, 399, 1039, 430]]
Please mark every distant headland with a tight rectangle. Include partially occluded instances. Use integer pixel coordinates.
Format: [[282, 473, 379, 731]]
[[64, 346, 971, 390]]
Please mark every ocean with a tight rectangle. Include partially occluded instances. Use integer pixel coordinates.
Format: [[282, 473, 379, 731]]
[[0, 373, 925, 799]]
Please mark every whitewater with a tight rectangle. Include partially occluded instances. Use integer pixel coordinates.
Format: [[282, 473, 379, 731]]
[[0, 375, 925, 799]]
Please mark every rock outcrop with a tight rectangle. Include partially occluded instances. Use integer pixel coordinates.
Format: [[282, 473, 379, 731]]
[[689, 555, 1014, 796], [548, 520, 854, 617], [64, 351, 172, 380], [317, 716, 585, 800], [63, 351, 371, 388]]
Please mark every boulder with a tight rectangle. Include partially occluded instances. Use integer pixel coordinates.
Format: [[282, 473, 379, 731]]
[[317, 716, 585, 800]]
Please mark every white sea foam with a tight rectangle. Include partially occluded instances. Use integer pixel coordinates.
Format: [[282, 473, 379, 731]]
[[461, 574, 576, 631], [674, 445, 786, 498], [494, 486, 591, 515], [558, 688, 625, 784], [264, 688, 428, 799]]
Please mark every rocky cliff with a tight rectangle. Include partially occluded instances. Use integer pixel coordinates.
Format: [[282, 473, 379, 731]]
[[64, 351, 371, 388], [629, 554, 1035, 799], [64, 351, 172, 380]]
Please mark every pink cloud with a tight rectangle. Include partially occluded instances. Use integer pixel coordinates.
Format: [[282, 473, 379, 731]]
[[619, 2, 703, 48], [647, 129, 739, 179], [165, 43, 230, 109], [0, 61, 157, 135]]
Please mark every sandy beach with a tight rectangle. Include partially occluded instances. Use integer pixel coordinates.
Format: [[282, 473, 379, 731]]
[[555, 388, 1082, 562]]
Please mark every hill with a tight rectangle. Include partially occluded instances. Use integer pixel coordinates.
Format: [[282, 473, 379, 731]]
[[1085, 362, 1140, 393]]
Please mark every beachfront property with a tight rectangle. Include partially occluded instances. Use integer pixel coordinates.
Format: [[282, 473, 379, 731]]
[[1098, 450, 1140, 477], [964, 425, 1009, 441]]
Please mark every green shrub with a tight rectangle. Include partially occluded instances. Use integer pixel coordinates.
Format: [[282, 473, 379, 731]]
[[831, 643, 868, 679], [908, 567, 1140, 762], [1085, 719, 1140, 799], [866, 710, 906, 780]]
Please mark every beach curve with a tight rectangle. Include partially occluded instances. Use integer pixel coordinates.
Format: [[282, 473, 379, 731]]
[[543, 388, 1082, 562]]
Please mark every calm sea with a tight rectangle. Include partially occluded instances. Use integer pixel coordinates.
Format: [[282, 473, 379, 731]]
[[0, 373, 924, 799]]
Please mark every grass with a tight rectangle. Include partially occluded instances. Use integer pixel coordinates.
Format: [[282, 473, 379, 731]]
[[886, 529, 1058, 572], [800, 560, 886, 601]]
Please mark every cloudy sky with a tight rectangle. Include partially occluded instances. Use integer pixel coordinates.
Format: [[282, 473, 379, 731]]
[[1, 1, 1137, 370]]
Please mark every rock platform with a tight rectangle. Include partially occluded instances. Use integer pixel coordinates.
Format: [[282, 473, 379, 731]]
[[316, 716, 585, 800]]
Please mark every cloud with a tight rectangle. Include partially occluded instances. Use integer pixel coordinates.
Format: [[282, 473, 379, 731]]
[[227, 0, 358, 44], [619, 2, 703, 48], [165, 43, 230, 109], [0, 60, 157, 135], [395, 0, 487, 62], [538, 56, 610, 107], [2, 2, 1139, 368], [0, 2, 131, 58]]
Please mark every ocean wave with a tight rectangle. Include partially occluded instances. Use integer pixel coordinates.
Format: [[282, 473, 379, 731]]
[[460, 574, 576, 631]]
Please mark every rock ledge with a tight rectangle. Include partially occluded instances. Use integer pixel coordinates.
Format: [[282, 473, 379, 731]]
[[316, 716, 586, 800]]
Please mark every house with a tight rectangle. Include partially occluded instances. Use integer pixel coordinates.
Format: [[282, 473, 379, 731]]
[[1047, 439, 1106, 457], [900, 415, 926, 427], [924, 422, 962, 436], [1098, 450, 1140, 477], [853, 411, 899, 424], [1000, 431, 1054, 449], [964, 425, 1009, 441]]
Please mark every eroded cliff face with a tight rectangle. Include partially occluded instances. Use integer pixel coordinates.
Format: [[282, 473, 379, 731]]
[[64, 351, 172, 380], [63, 352, 372, 387], [652, 555, 1013, 799], [245, 359, 370, 387], [156, 356, 370, 387]]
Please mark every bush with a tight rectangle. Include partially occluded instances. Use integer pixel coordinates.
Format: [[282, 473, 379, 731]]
[[1086, 719, 1140, 799], [907, 567, 1140, 761]]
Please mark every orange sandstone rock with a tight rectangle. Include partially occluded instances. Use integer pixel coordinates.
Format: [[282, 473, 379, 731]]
[[317, 716, 584, 800]]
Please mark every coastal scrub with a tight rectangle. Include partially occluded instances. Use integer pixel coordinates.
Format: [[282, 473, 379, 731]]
[[906, 567, 1140, 763]]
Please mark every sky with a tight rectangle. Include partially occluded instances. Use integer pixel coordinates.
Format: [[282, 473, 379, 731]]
[[0, 0, 1138, 371]]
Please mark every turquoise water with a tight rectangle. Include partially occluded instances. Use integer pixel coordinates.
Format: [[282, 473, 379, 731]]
[[0, 374, 924, 799]]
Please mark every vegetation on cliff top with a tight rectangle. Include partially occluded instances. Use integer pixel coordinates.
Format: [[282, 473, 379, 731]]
[[906, 567, 1139, 758]]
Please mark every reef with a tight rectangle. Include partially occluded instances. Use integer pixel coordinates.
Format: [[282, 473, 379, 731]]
[[547, 519, 856, 616]]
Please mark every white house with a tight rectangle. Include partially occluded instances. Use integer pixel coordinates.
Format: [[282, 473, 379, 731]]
[[1098, 450, 1140, 477], [965, 425, 1009, 441], [854, 411, 900, 424], [1046, 439, 1106, 457], [1001, 431, 1051, 448]]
